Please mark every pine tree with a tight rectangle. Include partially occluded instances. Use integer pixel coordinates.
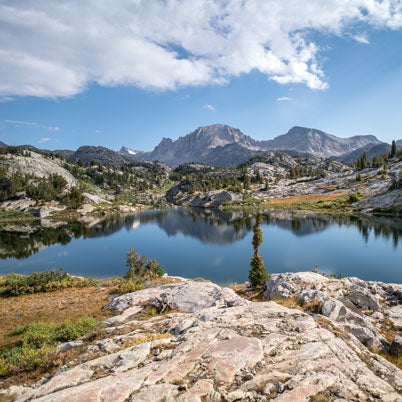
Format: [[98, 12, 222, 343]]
[[391, 140, 397, 158], [249, 214, 269, 288]]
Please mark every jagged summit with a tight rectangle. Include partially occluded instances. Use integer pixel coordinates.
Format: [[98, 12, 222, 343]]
[[131, 124, 384, 166]]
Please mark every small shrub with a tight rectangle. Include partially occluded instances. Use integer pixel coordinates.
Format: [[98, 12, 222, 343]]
[[124, 249, 165, 280], [0, 358, 9, 376], [0, 269, 98, 296], [118, 280, 145, 294], [348, 193, 359, 203]]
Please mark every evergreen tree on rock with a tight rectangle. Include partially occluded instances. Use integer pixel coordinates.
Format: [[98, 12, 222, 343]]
[[249, 214, 269, 288]]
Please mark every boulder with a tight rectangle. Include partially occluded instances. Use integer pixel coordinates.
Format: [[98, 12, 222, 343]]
[[263, 272, 393, 349]]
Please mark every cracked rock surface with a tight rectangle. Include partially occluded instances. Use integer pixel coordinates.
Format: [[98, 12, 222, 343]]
[[3, 278, 402, 401]]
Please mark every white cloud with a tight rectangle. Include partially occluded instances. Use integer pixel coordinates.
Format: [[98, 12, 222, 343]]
[[95, 129, 101, 134], [0, 1, 401, 98], [48, 126, 60, 131], [39, 137, 51, 143], [203, 104, 215, 111], [5, 119, 37, 126], [352, 34, 370, 44], [0, 96, 14, 103], [277, 97, 292, 102]]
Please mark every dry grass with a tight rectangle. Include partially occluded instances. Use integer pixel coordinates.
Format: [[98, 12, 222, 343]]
[[376, 349, 402, 370], [267, 193, 349, 205], [0, 286, 117, 353], [230, 283, 265, 302], [378, 314, 399, 343], [119, 333, 172, 350], [272, 295, 303, 310]]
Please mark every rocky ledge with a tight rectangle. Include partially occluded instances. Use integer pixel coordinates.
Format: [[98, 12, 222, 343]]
[[2, 275, 402, 401]]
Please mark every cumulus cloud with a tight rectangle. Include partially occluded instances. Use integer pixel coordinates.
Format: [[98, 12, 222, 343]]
[[39, 137, 51, 143], [277, 97, 292, 102], [0, 0, 401, 98], [48, 126, 60, 131], [203, 104, 215, 112]]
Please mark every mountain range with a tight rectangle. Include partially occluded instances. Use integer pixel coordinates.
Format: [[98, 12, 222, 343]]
[[1, 124, 401, 168], [123, 124, 389, 167]]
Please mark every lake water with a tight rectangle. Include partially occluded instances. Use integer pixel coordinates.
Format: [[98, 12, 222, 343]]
[[1, 208, 402, 285]]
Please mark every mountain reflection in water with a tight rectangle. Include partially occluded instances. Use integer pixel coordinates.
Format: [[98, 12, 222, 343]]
[[1, 208, 401, 284]]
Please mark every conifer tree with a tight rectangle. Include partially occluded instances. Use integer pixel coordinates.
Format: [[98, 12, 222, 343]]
[[391, 140, 397, 158], [249, 214, 269, 288]]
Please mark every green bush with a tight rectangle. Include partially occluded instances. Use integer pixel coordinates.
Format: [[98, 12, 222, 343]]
[[124, 249, 165, 280], [0, 318, 100, 375], [348, 193, 359, 203], [65, 186, 84, 209], [0, 269, 98, 296], [118, 280, 145, 294]]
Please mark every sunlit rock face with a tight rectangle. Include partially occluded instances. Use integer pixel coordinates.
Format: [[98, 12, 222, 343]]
[[8, 278, 402, 402]]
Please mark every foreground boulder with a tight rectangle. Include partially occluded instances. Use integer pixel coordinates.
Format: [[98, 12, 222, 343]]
[[264, 272, 402, 349], [5, 278, 401, 401]]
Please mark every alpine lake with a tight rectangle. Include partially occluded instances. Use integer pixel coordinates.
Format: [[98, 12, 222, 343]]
[[1, 208, 401, 286]]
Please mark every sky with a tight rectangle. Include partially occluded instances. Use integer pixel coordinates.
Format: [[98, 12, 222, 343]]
[[0, 0, 402, 152]]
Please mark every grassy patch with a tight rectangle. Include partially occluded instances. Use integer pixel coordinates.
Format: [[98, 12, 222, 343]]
[[376, 349, 402, 370], [0, 284, 117, 386], [0, 318, 101, 379], [118, 333, 172, 350], [118, 280, 145, 294], [262, 193, 360, 212], [0, 269, 99, 296]]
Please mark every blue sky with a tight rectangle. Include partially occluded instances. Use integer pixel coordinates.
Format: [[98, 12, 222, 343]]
[[0, 1, 402, 151]]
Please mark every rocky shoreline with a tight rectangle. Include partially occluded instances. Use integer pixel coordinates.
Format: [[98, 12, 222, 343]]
[[1, 272, 401, 401]]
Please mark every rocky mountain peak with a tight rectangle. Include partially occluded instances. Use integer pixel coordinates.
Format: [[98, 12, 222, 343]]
[[119, 146, 144, 156]]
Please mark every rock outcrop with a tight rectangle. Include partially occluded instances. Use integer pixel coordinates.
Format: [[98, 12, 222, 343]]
[[5, 277, 402, 401], [264, 272, 402, 349]]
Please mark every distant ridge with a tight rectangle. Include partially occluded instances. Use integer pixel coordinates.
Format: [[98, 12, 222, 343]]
[[128, 124, 383, 167]]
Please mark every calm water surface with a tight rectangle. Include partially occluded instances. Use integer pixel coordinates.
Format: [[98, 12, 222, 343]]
[[1, 208, 402, 285]]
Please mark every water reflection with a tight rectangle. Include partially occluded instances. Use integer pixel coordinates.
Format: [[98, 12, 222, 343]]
[[1, 208, 402, 260]]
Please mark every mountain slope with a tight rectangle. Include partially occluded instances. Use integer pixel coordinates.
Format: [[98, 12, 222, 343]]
[[137, 124, 260, 166], [0, 141, 8, 148], [337, 143, 391, 163], [132, 124, 383, 167], [259, 126, 382, 158], [69, 146, 133, 165]]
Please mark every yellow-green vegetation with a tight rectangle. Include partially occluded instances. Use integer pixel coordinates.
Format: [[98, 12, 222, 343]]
[[124, 248, 165, 281], [118, 333, 172, 350], [263, 193, 360, 212], [223, 192, 363, 213], [0, 318, 101, 377], [376, 349, 402, 370], [0, 269, 98, 296], [0, 281, 117, 386], [118, 280, 145, 294]]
